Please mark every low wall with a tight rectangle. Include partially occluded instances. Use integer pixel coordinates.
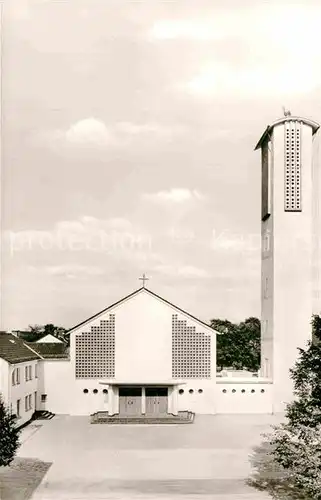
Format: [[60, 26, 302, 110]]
[[215, 378, 273, 414]]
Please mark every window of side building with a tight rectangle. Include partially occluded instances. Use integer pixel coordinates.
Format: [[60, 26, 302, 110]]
[[12, 367, 21, 386]]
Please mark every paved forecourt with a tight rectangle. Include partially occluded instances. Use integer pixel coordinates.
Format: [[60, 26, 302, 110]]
[[17, 414, 283, 499]]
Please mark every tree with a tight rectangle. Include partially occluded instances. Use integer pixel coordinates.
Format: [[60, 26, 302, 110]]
[[19, 324, 67, 343], [211, 317, 260, 371], [211, 319, 238, 370], [237, 317, 261, 371], [0, 395, 20, 467], [18, 325, 44, 343], [264, 314, 321, 498]]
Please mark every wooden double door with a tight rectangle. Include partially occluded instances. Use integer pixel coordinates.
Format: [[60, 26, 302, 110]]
[[119, 387, 142, 416], [118, 386, 169, 416], [145, 387, 168, 415]]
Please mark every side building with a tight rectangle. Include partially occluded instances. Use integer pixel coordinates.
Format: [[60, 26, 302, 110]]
[[0, 332, 69, 426], [0, 332, 40, 427]]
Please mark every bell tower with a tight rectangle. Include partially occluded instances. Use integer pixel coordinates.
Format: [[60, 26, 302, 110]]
[[255, 114, 320, 412]]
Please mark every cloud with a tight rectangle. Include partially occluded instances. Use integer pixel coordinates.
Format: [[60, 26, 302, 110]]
[[34, 119, 186, 150], [64, 118, 115, 147], [143, 188, 205, 204], [155, 6, 321, 97], [184, 63, 319, 97]]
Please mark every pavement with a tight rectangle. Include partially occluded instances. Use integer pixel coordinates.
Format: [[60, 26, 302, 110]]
[[17, 413, 285, 500]]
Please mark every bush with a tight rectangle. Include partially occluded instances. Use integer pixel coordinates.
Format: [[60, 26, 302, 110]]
[[263, 315, 321, 498], [268, 421, 321, 498], [0, 395, 21, 467]]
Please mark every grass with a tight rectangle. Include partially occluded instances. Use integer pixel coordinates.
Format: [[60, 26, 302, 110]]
[[0, 457, 52, 500], [247, 440, 312, 500]]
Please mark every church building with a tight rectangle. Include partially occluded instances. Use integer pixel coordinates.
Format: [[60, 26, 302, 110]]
[[0, 113, 320, 423]]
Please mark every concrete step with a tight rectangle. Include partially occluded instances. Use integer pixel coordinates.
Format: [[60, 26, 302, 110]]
[[91, 411, 195, 425]]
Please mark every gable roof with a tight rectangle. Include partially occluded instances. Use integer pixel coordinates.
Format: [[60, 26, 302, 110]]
[[0, 332, 41, 364], [67, 287, 217, 334], [36, 333, 64, 343], [25, 342, 69, 359]]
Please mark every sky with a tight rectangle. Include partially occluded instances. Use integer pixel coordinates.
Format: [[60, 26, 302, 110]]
[[2, 0, 321, 330]]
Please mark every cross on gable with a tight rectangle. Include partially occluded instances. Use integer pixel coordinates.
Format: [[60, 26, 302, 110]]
[[139, 273, 149, 288]]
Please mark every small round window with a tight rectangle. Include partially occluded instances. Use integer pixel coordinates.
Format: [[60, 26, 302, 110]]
[[241, 389, 246, 393], [222, 389, 227, 393], [179, 389, 184, 395], [189, 389, 194, 394], [103, 389, 108, 394], [83, 389, 88, 394], [261, 389, 265, 393], [198, 389, 203, 394], [232, 389, 236, 393], [251, 389, 255, 393], [93, 389, 98, 394]]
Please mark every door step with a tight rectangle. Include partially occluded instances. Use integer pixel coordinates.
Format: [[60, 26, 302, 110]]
[[90, 411, 195, 424], [32, 410, 55, 420]]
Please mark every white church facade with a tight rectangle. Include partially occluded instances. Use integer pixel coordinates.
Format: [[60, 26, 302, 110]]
[[0, 114, 320, 423]]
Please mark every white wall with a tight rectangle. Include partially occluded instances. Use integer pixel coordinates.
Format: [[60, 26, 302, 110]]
[[312, 131, 321, 314], [0, 359, 9, 403], [8, 360, 40, 427], [41, 360, 73, 414], [70, 289, 216, 384], [272, 122, 314, 411], [215, 380, 273, 414], [41, 359, 110, 415], [176, 379, 216, 414]]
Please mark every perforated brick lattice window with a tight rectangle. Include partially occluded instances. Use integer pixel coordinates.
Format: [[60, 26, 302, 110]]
[[75, 314, 115, 379], [172, 315, 211, 378], [285, 122, 302, 211]]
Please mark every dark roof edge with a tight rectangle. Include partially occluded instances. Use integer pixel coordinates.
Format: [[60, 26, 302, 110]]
[[67, 287, 218, 334], [23, 342, 44, 360], [254, 116, 320, 151], [143, 288, 216, 332], [67, 287, 145, 333]]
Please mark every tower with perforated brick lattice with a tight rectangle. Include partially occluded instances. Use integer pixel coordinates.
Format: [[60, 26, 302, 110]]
[[255, 114, 321, 412]]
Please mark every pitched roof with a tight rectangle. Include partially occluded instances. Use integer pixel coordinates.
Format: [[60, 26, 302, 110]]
[[36, 333, 64, 343], [0, 332, 41, 364], [25, 342, 69, 359], [67, 287, 217, 334]]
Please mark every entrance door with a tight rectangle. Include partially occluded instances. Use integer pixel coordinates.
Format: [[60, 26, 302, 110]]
[[145, 387, 168, 415], [119, 387, 142, 416]]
